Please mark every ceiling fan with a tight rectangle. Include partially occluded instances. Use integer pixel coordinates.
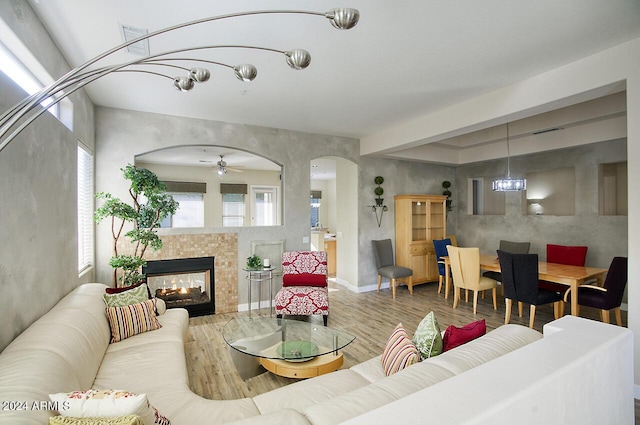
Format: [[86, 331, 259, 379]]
[[215, 155, 243, 176]]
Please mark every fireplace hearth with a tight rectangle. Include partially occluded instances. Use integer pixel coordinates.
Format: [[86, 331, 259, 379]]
[[143, 256, 215, 317]]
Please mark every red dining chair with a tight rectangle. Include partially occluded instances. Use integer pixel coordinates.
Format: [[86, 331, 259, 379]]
[[539, 244, 588, 316]]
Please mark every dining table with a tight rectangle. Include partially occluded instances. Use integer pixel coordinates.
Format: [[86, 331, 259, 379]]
[[441, 253, 608, 316]]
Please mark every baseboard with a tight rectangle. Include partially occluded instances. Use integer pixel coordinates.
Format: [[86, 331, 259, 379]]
[[237, 299, 274, 312]]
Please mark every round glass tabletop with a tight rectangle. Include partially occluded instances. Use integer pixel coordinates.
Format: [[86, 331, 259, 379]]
[[222, 317, 356, 361]]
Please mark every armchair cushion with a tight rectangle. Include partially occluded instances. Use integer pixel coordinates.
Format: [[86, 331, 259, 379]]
[[282, 273, 327, 287]]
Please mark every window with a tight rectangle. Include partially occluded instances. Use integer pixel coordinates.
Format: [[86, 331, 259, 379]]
[[468, 178, 505, 215], [251, 186, 279, 226], [222, 193, 245, 227], [160, 193, 204, 228], [77, 142, 94, 273], [599, 162, 627, 216], [0, 18, 72, 129], [524, 167, 575, 216]]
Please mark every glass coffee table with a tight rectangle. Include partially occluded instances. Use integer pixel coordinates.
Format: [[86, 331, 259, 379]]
[[222, 317, 356, 379]]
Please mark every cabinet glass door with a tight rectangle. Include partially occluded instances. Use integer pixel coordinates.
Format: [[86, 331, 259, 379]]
[[428, 201, 445, 240], [411, 201, 427, 241]]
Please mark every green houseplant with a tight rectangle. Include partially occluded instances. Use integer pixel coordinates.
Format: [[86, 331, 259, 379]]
[[246, 255, 263, 270], [94, 164, 179, 287], [442, 180, 453, 211], [374, 176, 384, 206]]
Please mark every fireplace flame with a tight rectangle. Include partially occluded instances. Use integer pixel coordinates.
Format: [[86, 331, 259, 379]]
[[180, 287, 187, 294]]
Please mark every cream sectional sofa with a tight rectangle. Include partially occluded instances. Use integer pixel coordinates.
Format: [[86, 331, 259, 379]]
[[0, 283, 633, 425]]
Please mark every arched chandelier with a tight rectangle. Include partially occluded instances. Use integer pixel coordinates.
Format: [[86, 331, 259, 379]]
[[0, 8, 360, 153]]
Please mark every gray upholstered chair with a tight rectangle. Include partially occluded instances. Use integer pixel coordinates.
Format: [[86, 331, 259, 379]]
[[483, 240, 531, 292], [372, 239, 413, 299]]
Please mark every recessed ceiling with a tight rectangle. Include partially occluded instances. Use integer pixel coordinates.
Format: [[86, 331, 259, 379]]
[[26, 0, 640, 163]]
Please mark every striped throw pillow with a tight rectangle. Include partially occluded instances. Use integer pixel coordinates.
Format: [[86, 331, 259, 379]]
[[381, 323, 420, 376], [106, 299, 162, 343]]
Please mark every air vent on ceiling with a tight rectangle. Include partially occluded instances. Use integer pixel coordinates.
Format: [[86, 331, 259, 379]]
[[119, 24, 149, 56], [532, 127, 563, 135]]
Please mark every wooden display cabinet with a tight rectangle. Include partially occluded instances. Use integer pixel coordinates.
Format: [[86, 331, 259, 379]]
[[395, 195, 447, 287]]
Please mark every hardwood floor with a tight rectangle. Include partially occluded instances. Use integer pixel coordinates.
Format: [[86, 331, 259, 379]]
[[184, 280, 637, 421]]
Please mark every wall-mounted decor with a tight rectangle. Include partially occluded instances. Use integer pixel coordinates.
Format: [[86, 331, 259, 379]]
[[370, 176, 388, 227]]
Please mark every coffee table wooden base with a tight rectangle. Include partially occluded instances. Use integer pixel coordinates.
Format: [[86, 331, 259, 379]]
[[260, 352, 343, 379]]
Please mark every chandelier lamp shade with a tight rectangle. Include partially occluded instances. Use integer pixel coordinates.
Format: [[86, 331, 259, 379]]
[[492, 122, 527, 192], [0, 8, 360, 153]]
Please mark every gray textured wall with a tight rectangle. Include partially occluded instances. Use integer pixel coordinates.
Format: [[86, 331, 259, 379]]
[[453, 139, 628, 268], [0, 1, 95, 351]]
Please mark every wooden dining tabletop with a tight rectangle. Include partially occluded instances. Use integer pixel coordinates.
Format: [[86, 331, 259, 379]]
[[442, 254, 608, 316]]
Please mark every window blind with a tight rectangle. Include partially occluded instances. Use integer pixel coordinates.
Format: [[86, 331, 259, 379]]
[[77, 142, 94, 273]]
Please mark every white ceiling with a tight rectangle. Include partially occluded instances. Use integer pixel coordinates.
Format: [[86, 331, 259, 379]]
[[26, 0, 640, 169]]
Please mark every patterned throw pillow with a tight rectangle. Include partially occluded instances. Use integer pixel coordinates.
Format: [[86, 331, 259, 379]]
[[381, 323, 420, 376], [412, 311, 443, 359], [103, 284, 150, 308], [106, 299, 162, 343], [48, 389, 170, 425], [49, 415, 145, 425]]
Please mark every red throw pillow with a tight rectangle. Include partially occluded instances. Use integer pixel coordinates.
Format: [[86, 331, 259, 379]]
[[442, 319, 486, 351], [105, 281, 151, 299], [282, 273, 327, 287]]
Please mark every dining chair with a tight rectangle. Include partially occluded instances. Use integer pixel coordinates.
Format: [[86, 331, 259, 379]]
[[483, 240, 531, 293], [433, 238, 452, 294], [498, 250, 563, 328], [372, 239, 413, 299], [564, 256, 628, 326], [539, 244, 589, 316], [446, 246, 497, 314]]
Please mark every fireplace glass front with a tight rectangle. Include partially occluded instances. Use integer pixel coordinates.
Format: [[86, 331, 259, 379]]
[[143, 257, 214, 317]]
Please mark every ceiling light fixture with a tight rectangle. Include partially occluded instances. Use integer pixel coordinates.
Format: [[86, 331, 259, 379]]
[[492, 122, 526, 191], [217, 155, 228, 177], [0, 8, 360, 153]]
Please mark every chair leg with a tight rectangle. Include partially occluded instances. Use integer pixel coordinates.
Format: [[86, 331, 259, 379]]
[[529, 305, 536, 329], [377, 275, 382, 293], [518, 302, 524, 317], [492, 288, 497, 310], [505, 298, 512, 324], [558, 301, 565, 317], [465, 289, 469, 303], [614, 307, 622, 326], [453, 287, 460, 309], [391, 278, 397, 299], [553, 302, 561, 320], [323, 315, 328, 326], [601, 309, 610, 324], [407, 276, 413, 295], [438, 275, 443, 294], [473, 290, 479, 315]]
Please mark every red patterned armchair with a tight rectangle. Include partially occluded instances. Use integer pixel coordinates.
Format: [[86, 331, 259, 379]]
[[275, 251, 329, 326]]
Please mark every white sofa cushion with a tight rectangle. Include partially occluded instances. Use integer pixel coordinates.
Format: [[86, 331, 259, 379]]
[[252, 369, 370, 414]]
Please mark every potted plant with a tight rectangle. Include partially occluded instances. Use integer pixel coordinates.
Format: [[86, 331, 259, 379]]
[[246, 255, 263, 270], [95, 164, 179, 287], [442, 180, 453, 211]]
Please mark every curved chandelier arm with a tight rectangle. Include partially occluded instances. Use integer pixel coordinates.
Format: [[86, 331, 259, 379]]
[[0, 8, 359, 152]]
